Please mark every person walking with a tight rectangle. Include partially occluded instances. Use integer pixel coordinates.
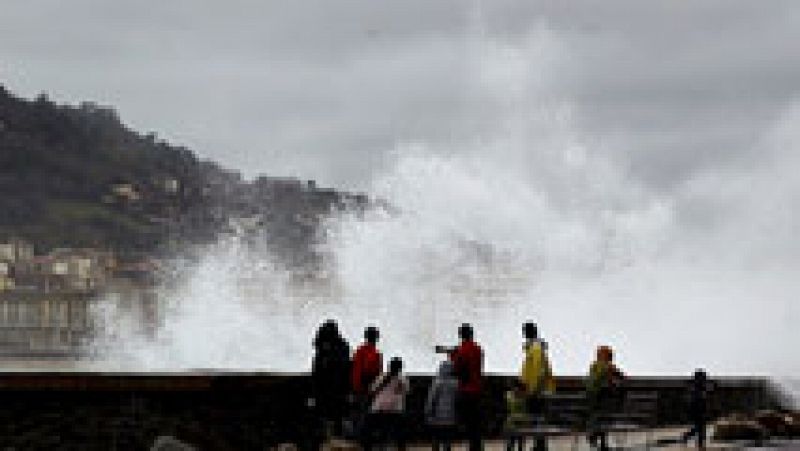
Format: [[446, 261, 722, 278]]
[[519, 321, 555, 451], [585, 345, 625, 451], [425, 360, 459, 451], [681, 369, 715, 448], [311, 320, 351, 439], [450, 323, 484, 451], [362, 357, 410, 451]]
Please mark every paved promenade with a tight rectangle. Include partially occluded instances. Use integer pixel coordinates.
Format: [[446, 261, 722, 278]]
[[320, 428, 799, 451]]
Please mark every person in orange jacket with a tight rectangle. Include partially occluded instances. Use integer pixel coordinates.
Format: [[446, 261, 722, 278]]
[[352, 326, 383, 396], [586, 345, 625, 451]]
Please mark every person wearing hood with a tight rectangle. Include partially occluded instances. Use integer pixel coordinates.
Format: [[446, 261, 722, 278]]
[[425, 360, 459, 451], [311, 319, 351, 438], [519, 321, 555, 451], [585, 345, 625, 451]]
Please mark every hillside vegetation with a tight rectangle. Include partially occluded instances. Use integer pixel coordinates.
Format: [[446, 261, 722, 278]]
[[0, 85, 363, 262]]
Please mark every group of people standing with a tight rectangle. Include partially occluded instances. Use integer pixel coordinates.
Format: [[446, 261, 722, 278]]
[[309, 319, 707, 451], [310, 320, 486, 451]]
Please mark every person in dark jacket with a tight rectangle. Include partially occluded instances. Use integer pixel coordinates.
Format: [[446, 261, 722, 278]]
[[352, 326, 383, 396], [311, 319, 351, 438], [682, 369, 714, 448], [450, 323, 484, 451]]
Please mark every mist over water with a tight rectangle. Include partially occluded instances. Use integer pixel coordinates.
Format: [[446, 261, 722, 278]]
[[91, 25, 799, 378]]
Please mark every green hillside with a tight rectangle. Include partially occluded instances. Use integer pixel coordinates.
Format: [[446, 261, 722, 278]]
[[0, 85, 225, 255], [0, 85, 369, 265]]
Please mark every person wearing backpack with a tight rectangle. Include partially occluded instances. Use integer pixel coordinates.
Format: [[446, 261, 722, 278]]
[[425, 360, 459, 451], [519, 322, 555, 451], [361, 357, 410, 451], [585, 345, 625, 451]]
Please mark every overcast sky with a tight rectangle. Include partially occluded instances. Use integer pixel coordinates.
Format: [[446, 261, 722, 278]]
[[4, 2, 799, 375], [2, 0, 800, 192]]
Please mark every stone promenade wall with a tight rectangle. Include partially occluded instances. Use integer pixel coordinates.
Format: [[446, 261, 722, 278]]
[[0, 372, 784, 450]]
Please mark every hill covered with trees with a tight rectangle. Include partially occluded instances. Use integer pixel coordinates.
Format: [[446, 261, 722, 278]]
[[0, 85, 366, 264]]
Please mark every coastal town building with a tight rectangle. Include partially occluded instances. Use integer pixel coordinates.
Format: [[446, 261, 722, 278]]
[[0, 239, 158, 358], [0, 237, 34, 263], [110, 182, 140, 202], [0, 261, 14, 291], [0, 291, 91, 355], [155, 176, 180, 195]]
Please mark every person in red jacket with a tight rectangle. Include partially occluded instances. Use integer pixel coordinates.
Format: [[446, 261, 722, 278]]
[[450, 323, 484, 451], [352, 326, 383, 396]]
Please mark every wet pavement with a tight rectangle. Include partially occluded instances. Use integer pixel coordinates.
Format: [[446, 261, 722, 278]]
[[320, 428, 800, 451]]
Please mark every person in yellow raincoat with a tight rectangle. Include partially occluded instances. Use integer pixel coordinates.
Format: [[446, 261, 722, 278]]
[[519, 321, 555, 451]]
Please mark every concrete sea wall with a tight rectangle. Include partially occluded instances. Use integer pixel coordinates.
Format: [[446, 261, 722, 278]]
[[0, 372, 785, 449]]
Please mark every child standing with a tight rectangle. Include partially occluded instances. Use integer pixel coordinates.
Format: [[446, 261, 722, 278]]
[[425, 360, 459, 451], [362, 357, 410, 451], [505, 379, 531, 451]]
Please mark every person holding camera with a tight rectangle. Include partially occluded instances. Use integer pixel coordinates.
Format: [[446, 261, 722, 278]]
[[449, 323, 484, 451]]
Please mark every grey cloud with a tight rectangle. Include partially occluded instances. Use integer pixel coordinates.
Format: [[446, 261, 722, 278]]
[[1, 0, 799, 192]]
